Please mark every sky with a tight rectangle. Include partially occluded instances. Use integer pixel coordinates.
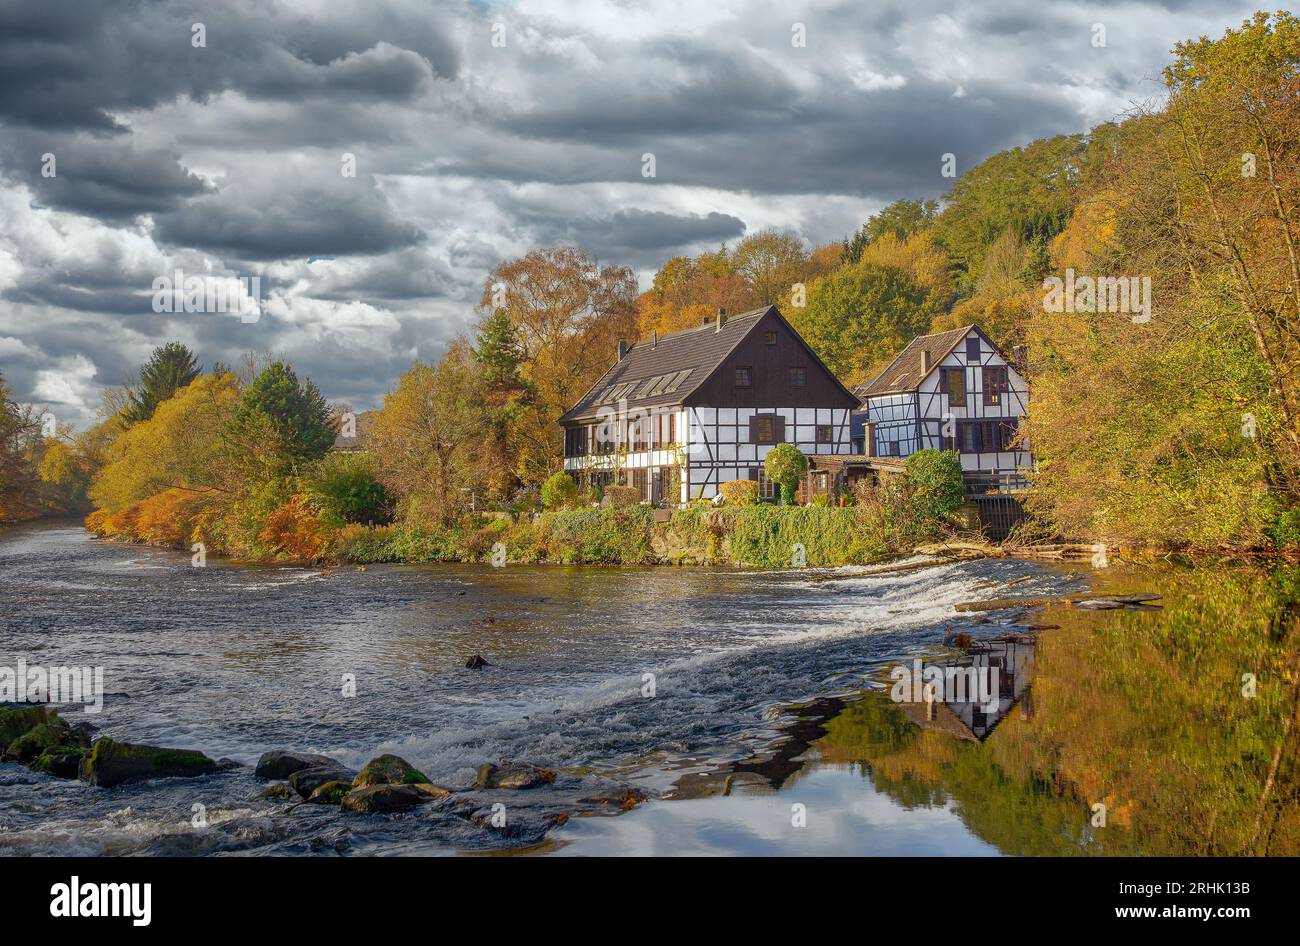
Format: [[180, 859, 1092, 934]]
[[0, 0, 1265, 428]]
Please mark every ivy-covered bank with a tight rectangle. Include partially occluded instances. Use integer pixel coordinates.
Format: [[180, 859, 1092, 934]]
[[334, 504, 928, 568]]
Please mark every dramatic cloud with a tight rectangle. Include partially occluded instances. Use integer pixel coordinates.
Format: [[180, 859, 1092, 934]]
[[0, 0, 1263, 426]]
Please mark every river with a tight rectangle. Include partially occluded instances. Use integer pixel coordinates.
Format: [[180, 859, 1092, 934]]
[[1, 521, 1296, 856]]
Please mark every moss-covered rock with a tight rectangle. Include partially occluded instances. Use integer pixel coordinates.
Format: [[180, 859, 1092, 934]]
[[308, 779, 352, 805], [5, 719, 73, 762], [339, 784, 431, 814], [77, 737, 218, 787], [351, 754, 429, 789], [257, 783, 295, 801], [0, 705, 52, 748], [31, 745, 85, 779]]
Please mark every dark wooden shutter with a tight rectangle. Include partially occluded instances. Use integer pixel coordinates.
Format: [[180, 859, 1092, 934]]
[[774, 416, 786, 443]]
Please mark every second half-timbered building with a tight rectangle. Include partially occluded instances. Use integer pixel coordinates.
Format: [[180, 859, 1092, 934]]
[[559, 305, 860, 503], [851, 325, 1031, 489]]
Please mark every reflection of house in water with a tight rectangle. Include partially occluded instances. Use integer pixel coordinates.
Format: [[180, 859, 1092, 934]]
[[897, 636, 1035, 741]]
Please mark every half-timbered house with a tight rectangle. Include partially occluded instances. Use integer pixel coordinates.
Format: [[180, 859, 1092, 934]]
[[559, 305, 860, 503], [851, 325, 1030, 490]]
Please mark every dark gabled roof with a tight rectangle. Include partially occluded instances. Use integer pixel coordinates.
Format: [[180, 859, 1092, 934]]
[[559, 307, 769, 423], [855, 325, 975, 399]]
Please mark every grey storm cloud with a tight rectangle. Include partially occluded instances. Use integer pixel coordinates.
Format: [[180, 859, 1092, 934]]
[[153, 178, 424, 260], [545, 210, 748, 266], [0, 0, 458, 131], [0, 0, 1265, 427]]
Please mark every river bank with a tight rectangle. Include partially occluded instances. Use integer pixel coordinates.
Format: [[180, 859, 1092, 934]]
[[87, 503, 936, 568]]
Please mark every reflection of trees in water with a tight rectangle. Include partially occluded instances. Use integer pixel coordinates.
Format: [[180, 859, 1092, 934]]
[[816, 565, 1300, 856]]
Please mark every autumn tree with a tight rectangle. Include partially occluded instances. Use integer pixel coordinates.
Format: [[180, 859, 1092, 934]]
[[479, 247, 638, 480], [0, 371, 40, 520], [791, 261, 931, 385], [90, 372, 241, 513], [367, 342, 487, 525], [844, 199, 938, 263]]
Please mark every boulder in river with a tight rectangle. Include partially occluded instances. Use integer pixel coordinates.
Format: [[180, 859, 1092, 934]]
[[77, 737, 219, 787], [289, 763, 358, 799], [465, 655, 490, 669], [31, 745, 86, 779], [254, 749, 338, 780], [0, 705, 52, 748], [5, 719, 74, 762], [352, 754, 430, 789], [340, 784, 435, 814], [474, 761, 556, 790], [308, 779, 353, 805]]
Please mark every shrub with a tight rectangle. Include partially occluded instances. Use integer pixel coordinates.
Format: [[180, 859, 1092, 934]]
[[764, 443, 808, 504], [257, 494, 330, 560], [719, 479, 758, 506], [602, 485, 641, 508], [306, 452, 391, 525], [541, 471, 578, 509], [905, 449, 965, 521], [332, 524, 398, 562]]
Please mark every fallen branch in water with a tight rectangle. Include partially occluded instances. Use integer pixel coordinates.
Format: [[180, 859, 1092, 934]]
[[955, 592, 1162, 613]]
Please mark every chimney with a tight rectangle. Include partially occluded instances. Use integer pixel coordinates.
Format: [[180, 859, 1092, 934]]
[[652, 330, 657, 350], [920, 349, 932, 373], [716, 307, 726, 333], [617, 340, 627, 362]]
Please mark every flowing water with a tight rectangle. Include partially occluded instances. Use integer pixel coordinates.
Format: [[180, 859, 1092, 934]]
[[1, 522, 1296, 856]]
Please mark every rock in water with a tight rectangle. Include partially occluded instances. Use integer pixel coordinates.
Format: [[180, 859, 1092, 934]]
[[308, 780, 353, 805], [254, 749, 338, 780], [340, 784, 431, 814], [5, 719, 74, 762], [31, 745, 85, 779], [0, 705, 52, 748], [78, 737, 218, 787], [352, 754, 430, 789], [289, 763, 358, 799], [474, 761, 556, 790], [465, 655, 490, 669], [1072, 599, 1125, 610]]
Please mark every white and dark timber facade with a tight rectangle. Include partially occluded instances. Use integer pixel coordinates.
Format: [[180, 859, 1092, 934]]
[[559, 306, 860, 503], [851, 325, 1031, 490]]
